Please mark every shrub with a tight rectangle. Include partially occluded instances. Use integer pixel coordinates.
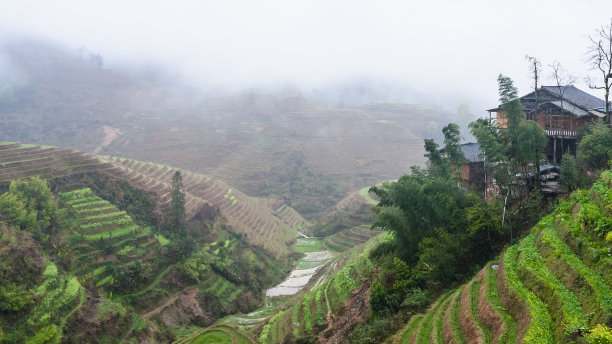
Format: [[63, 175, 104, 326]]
[[586, 324, 612, 344]]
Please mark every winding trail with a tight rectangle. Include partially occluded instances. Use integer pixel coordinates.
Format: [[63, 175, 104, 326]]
[[142, 295, 178, 319]]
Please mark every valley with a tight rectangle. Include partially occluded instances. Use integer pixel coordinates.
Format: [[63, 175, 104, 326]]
[[1, 24, 611, 344]]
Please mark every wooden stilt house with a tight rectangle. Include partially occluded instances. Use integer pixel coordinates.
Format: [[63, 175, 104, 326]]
[[487, 85, 607, 164]]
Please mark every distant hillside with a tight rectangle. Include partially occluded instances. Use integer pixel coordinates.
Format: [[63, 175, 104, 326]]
[[0, 37, 452, 217]]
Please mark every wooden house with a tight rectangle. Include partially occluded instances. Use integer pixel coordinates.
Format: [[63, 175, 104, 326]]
[[438, 142, 487, 191], [487, 85, 607, 163]]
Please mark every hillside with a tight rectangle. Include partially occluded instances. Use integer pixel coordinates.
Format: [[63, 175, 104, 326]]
[[0, 38, 451, 219], [0, 142, 307, 257], [233, 168, 611, 344], [389, 168, 612, 344]]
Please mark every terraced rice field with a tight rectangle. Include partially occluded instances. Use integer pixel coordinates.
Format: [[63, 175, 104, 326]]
[[266, 238, 333, 297], [322, 224, 380, 252], [393, 172, 612, 344], [174, 324, 255, 344], [101, 156, 310, 256], [59, 188, 161, 288], [259, 233, 382, 344], [0, 142, 116, 182]]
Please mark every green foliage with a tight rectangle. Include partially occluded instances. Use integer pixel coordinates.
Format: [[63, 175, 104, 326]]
[[0, 176, 57, 237], [170, 170, 186, 231], [504, 246, 554, 344], [539, 211, 612, 313], [401, 288, 429, 311], [96, 298, 127, 320], [0, 283, 33, 311], [260, 310, 285, 344], [154, 233, 170, 245], [79, 216, 132, 230], [302, 292, 313, 334], [416, 292, 449, 344], [370, 171, 468, 261], [560, 154, 579, 190], [442, 122, 465, 180], [181, 248, 211, 282], [398, 314, 423, 343], [515, 120, 547, 166], [578, 120, 612, 170], [517, 234, 588, 333], [25, 324, 57, 344], [586, 324, 612, 344]]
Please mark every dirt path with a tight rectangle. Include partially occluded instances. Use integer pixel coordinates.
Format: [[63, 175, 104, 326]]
[[142, 295, 178, 319], [477, 267, 503, 344], [460, 280, 483, 344], [93, 125, 121, 154]]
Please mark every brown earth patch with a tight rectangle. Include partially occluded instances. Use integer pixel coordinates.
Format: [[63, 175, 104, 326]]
[[477, 267, 503, 344], [142, 295, 178, 320], [179, 288, 204, 318], [409, 321, 421, 344], [497, 259, 530, 343], [321, 282, 371, 344], [460, 280, 483, 344], [443, 292, 458, 344], [93, 125, 121, 154]]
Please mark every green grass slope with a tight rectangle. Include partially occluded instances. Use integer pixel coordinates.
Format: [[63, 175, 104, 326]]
[[392, 169, 612, 344]]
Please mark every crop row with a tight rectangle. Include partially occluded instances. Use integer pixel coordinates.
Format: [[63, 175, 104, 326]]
[[484, 262, 517, 344], [260, 310, 286, 344], [79, 215, 132, 230], [74, 205, 116, 215], [469, 281, 492, 343], [59, 188, 93, 199], [79, 211, 127, 223], [504, 245, 555, 344], [538, 218, 612, 312], [448, 287, 466, 344], [517, 233, 587, 334], [71, 200, 109, 209], [414, 291, 451, 344], [80, 225, 141, 240], [65, 196, 100, 206]]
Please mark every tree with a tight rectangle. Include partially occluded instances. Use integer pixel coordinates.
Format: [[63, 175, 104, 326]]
[[170, 171, 186, 231], [586, 18, 612, 124], [515, 120, 547, 170], [497, 74, 524, 158], [550, 61, 577, 117], [525, 55, 542, 120], [0, 176, 56, 237], [559, 154, 579, 191], [577, 120, 612, 170], [442, 123, 464, 182]]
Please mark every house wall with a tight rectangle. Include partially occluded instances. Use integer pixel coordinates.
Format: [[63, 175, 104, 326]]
[[493, 110, 509, 128]]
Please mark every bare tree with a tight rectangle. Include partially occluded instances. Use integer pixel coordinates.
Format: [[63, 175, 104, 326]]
[[586, 18, 612, 124], [526, 55, 542, 120], [550, 61, 577, 116]]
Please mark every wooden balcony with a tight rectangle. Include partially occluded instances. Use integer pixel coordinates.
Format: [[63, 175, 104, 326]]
[[545, 129, 576, 138]]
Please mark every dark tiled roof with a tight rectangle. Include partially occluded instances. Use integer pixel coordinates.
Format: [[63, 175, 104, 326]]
[[541, 85, 605, 110], [438, 142, 483, 163], [459, 142, 484, 163]]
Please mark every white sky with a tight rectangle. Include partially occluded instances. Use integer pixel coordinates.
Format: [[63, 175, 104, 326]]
[[1, 0, 611, 112]]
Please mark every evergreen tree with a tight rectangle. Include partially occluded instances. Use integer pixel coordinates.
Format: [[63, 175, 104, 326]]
[[170, 171, 186, 232]]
